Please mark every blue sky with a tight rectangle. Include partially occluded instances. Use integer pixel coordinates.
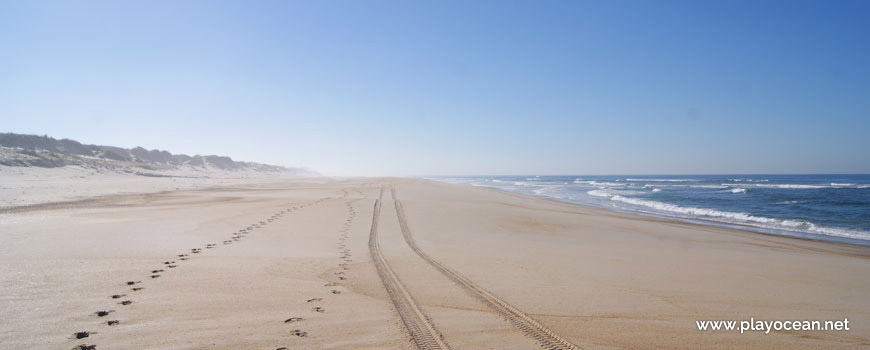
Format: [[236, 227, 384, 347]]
[[1, 1, 868, 176]]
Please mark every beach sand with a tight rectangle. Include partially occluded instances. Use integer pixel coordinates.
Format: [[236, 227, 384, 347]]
[[1, 177, 868, 349]]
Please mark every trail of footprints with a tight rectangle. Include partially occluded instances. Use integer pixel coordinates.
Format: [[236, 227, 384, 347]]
[[275, 191, 360, 349], [69, 198, 328, 350]]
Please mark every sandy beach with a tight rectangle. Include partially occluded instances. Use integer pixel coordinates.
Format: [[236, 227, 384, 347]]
[[4, 1, 868, 348], [1, 177, 868, 349]]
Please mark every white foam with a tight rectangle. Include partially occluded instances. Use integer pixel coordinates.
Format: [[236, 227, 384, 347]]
[[586, 189, 611, 197], [651, 188, 662, 192], [727, 183, 870, 189], [609, 195, 777, 224], [727, 184, 827, 189], [573, 180, 623, 187], [731, 188, 747, 194], [645, 184, 727, 189], [608, 189, 645, 196], [601, 195, 869, 240], [533, 186, 574, 199]]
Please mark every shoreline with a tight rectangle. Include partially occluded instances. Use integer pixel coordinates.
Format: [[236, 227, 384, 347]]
[[436, 179, 870, 247], [461, 181, 870, 257], [2, 173, 867, 256], [3, 174, 868, 252]]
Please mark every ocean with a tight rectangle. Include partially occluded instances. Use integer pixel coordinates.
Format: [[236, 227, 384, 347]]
[[431, 175, 870, 246]]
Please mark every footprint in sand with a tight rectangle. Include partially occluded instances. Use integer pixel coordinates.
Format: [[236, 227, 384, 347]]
[[290, 329, 308, 337], [330, 290, 341, 294], [311, 307, 325, 313], [110, 294, 125, 299], [73, 331, 91, 339], [150, 274, 160, 279], [284, 317, 303, 323], [107, 320, 119, 326], [119, 300, 133, 306], [125, 281, 140, 286], [94, 310, 113, 317], [306, 298, 322, 303], [151, 269, 164, 273], [131, 287, 144, 291], [73, 345, 96, 350]]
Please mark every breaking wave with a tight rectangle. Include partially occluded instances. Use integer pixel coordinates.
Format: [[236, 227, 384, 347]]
[[728, 183, 870, 189], [574, 180, 623, 187], [600, 194, 869, 240]]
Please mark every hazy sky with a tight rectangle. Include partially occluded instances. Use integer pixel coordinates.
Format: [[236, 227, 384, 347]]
[[2, 1, 868, 176]]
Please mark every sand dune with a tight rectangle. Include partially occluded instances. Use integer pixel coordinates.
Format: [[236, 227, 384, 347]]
[[0, 177, 867, 349]]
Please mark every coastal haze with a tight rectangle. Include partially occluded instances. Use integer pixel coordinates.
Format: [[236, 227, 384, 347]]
[[2, 1, 869, 350], [0, 133, 314, 207]]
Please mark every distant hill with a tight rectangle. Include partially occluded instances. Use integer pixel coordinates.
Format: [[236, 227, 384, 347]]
[[0, 132, 310, 174]]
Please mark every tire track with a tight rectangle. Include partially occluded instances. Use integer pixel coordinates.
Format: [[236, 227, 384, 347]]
[[390, 186, 581, 350], [369, 187, 451, 350]]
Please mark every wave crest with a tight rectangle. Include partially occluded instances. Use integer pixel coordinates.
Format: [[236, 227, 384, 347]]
[[599, 194, 868, 240]]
